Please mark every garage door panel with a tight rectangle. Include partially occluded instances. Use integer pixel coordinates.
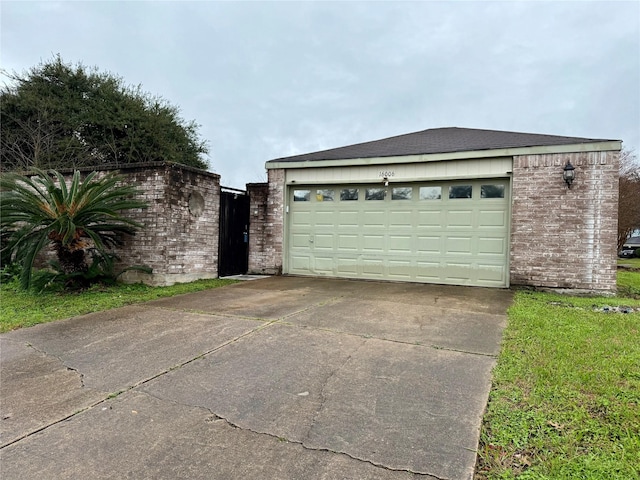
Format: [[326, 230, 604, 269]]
[[417, 236, 442, 254], [287, 179, 509, 287], [447, 210, 474, 228], [315, 211, 335, 227], [415, 262, 442, 281], [389, 210, 414, 228], [291, 233, 309, 248], [417, 210, 442, 227], [314, 256, 335, 274], [338, 211, 359, 227], [445, 236, 473, 255], [363, 210, 385, 227], [388, 260, 412, 279], [444, 262, 474, 282], [389, 235, 412, 254], [314, 234, 334, 250], [338, 234, 359, 251], [362, 259, 384, 277], [291, 211, 311, 227], [477, 264, 506, 285], [290, 255, 311, 271], [363, 235, 384, 252], [478, 237, 506, 255], [478, 209, 507, 228], [336, 257, 358, 274]]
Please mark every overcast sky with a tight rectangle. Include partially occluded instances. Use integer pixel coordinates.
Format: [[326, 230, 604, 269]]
[[2, 1, 639, 189]]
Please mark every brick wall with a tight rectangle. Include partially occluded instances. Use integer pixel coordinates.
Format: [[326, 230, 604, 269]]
[[510, 151, 619, 293], [117, 163, 220, 286], [246, 169, 284, 274], [47, 163, 221, 286]]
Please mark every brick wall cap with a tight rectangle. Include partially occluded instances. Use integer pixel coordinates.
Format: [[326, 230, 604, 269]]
[[14, 161, 220, 180]]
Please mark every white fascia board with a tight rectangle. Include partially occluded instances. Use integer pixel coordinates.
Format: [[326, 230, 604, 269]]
[[266, 140, 622, 170], [285, 172, 512, 186]]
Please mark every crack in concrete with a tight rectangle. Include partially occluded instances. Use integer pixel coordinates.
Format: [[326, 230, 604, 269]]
[[1, 319, 278, 450], [303, 338, 369, 442], [142, 305, 273, 323], [4, 307, 479, 479], [24, 342, 88, 388], [426, 343, 498, 358], [273, 321, 499, 358], [65, 365, 86, 388], [134, 389, 445, 479], [144, 295, 343, 323]]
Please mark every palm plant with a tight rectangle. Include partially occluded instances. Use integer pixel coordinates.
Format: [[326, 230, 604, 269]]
[[0, 168, 147, 289]]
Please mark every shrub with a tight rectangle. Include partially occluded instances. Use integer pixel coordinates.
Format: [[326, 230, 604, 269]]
[[1, 168, 149, 290]]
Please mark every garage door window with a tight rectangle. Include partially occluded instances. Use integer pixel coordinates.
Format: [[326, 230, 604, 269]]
[[392, 187, 412, 200], [293, 190, 310, 201], [316, 189, 335, 201], [420, 186, 442, 200], [366, 188, 386, 200], [449, 185, 472, 199], [481, 184, 505, 198], [340, 188, 359, 201]]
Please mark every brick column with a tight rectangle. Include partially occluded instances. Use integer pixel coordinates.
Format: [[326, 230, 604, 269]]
[[510, 151, 619, 293], [246, 182, 270, 274], [265, 168, 285, 274]]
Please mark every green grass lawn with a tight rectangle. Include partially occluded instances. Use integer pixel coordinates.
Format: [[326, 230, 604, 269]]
[[618, 257, 640, 267], [477, 275, 640, 479], [618, 258, 640, 268], [0, 278, 238, 333]]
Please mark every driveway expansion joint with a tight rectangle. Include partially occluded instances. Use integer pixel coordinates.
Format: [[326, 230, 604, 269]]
[[277, 295, 346, 321], [0, 393, 106, 450], [119, 319, 279, 392], [136, 305, 273, 323]]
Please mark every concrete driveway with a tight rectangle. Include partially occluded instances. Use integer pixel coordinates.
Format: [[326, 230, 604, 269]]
[[0, 276, 512, 480]]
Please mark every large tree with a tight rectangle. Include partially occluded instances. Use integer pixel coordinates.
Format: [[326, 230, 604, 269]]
[[1, 56, 209, 172], [618, 148, 640, 251]]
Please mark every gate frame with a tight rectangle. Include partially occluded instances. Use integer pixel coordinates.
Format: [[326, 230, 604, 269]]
[[218, 186, 250, 277]]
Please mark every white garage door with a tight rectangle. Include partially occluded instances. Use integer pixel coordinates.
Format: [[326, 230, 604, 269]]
[[286, 179, 510, 287]]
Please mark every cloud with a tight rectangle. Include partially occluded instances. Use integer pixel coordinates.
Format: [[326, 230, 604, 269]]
[[1, 0, 638, 188]]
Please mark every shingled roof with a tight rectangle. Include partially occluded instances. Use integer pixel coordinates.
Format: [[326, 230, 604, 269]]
[[267, 127, 616, 164]]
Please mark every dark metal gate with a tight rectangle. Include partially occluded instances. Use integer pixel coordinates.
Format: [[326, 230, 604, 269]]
[[218, 187, 250, 277]]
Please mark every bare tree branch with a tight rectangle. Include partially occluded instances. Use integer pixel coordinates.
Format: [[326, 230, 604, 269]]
[[618, 148, 640, 251]]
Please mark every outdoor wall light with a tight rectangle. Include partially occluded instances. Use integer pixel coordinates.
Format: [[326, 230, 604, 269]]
[[563, 160, 575, 189]]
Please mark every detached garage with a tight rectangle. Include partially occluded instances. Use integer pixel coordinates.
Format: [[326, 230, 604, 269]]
[[249, 127, 621, 293]]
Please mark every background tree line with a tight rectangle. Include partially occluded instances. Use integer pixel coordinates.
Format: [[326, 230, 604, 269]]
[[1, 55, 209, 172], [618, 148, 640, 252]]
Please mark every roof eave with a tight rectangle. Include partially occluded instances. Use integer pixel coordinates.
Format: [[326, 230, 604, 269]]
[[265, 140, 622, 169]]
